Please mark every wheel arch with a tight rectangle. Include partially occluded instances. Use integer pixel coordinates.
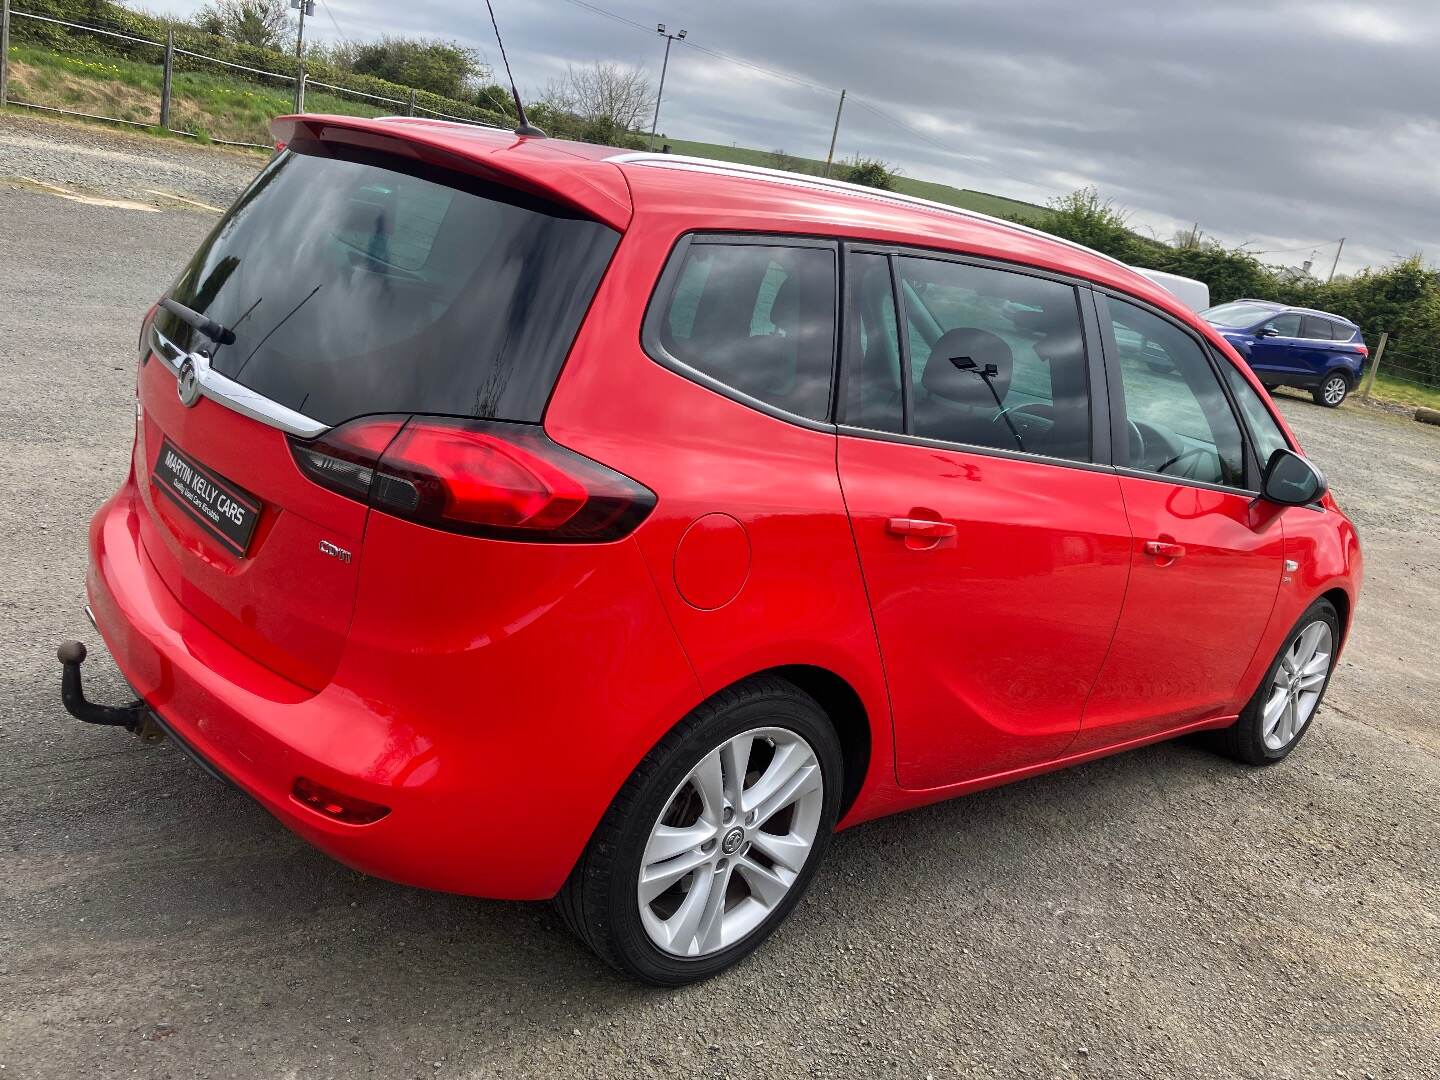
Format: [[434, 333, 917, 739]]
[[1320, 585, 1352, 643], [757, 664, 873, 818]]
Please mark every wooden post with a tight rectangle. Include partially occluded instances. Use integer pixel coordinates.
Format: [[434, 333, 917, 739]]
[[407, 88, 416, 116], [1359, 331, 1387, 400], [159, 29, 175, 130], [824, 89, 846, 178], [1, 0, 12, 110], [295, 68, 306, 113]]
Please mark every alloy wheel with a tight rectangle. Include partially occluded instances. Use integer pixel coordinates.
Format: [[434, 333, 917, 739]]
[[1323, 376, 1347, 405], [1262, 620, 1333, 751], [637, 726, 824, 958]]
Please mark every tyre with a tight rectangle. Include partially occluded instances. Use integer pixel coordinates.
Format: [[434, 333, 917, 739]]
[[1313, 371, 1350, 407], [1213, 599, 1339, 765], [556, 676, 842, 985]]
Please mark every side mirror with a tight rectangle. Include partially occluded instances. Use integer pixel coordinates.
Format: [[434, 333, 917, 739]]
[[1261, 448, 1326, 506], [1254, 325, 1279, 338]]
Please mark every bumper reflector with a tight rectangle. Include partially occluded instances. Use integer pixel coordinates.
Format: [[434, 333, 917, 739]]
[[291, 777, 391, 825]]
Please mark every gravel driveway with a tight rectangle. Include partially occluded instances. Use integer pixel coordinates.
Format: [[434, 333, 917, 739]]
[[1, 118, 1436, 1079]]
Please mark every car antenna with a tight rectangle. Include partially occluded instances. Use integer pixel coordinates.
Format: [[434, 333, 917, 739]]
[[484, 0, 546, 138]]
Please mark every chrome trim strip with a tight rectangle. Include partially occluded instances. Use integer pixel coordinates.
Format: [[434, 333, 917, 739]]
[[607, 152, 1136, 273], [151, 326, 329, 438]]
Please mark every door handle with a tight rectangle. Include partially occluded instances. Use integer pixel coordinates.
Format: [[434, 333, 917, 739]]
[[1144, 540, 1186, 560], [887, 517, 956, 539]]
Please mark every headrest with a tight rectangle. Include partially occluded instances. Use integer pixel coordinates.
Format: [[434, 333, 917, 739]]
[[921, 328, 1013, 406], [768, 277, 799, 335]]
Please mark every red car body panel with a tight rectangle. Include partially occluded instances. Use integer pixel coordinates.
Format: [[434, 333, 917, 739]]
[[81, 117, 1362, 900]]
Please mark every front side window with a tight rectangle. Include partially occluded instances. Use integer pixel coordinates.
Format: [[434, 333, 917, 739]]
[[1202, 301, 1280, 328], [1219, 360, 1290, 468], [654, 242, 836, 421], [1107, 298, 1246, 488], [888, 257, 1091, 461], [1262, 313, 1302, 337]]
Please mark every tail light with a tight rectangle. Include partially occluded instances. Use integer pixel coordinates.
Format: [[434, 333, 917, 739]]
[[1355, 343, 1369, 359], [290, 416, 656, 543]]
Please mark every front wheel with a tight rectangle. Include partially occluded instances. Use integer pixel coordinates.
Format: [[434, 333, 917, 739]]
[[556, 677, 842, 985], [1313, 372, 1350, 407], [1213, 599, 1339, 765]]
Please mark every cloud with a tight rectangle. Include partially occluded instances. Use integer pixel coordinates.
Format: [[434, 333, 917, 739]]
[[146, 0, 1438, 274]]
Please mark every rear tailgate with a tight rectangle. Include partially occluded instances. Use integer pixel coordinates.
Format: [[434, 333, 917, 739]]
[[133, 120, 626, 691]]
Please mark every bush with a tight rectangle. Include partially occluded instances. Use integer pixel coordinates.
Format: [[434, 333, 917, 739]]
[[840, 156, 900, 190]]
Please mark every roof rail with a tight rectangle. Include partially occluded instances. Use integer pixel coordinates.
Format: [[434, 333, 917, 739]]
[[608, 152, 1135, 273]]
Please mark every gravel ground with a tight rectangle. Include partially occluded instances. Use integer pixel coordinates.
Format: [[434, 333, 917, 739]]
[[0, 112, 262, 209], [0, 118, 1437, 1080]]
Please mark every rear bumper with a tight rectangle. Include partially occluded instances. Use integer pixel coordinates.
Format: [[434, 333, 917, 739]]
[[85, 475, 700, 900]]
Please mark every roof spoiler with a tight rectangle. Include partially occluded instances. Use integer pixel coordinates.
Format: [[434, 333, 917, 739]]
[[271, 115, 632, 230]]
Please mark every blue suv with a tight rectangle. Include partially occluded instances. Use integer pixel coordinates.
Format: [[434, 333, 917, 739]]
[[1202, 300, 1368, 407]]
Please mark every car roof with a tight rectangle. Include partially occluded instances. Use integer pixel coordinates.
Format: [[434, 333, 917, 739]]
[[1225, 299, 1358, 327], [279, 114, 1188, 317]]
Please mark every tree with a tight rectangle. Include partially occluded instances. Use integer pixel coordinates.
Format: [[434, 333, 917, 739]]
[[332, 36, 489, 100], [839, 156, 900, 191], [195, 0, 293, 52], [767, 148, 811, 175], [542, 62, 654, 132]]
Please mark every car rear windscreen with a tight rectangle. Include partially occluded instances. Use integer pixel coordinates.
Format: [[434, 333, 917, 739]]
[[153, 141, 620, 426]]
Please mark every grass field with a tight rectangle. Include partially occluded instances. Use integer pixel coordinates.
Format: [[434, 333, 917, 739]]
[[5, 46, 386, 145], [651, 138, 1049, 222], [1366, 373, 1440, 411]]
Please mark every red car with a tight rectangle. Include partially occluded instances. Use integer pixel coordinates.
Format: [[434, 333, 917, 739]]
[[61, 114, 1361, 985]]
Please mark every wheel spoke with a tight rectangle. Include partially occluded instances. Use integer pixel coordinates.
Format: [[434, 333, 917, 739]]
[[742, 741, 809, 816], [693, 865, 732, 954], [1262, 687, 1288, 738], [719, 733, 753, 812], [664, 865, 715, 954], [750, 829, 812, 873], [644, 821, 712, 866], [735, 856, 791, 909], [691, 749, 726, 825], [639, 844, 712, 903], [1296, 623, 1325, 661]]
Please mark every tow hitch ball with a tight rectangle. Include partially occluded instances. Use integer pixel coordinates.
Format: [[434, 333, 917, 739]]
[[57, 641, 164, 744]]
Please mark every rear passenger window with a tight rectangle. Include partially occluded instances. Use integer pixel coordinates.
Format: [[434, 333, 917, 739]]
[[1301, 315, 1333, 339], [654, 241, 836, 421], [893, 257, 1092, 461], [841, 253, 903, 432], [1328, 322, 1355, 342]]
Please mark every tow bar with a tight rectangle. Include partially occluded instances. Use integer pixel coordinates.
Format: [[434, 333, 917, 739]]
[[57, 641, 165, 744]]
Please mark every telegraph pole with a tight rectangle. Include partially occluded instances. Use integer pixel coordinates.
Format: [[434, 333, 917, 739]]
[[1328, 238, 1346, 283], [290, 0, 314, 111], [824, 89, 846, 177], [650, 23, 686, 144]]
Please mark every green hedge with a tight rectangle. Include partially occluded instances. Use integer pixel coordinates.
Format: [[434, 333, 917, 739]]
[[9, 0, 514, 126]]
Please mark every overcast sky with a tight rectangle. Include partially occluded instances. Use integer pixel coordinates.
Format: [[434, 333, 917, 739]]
[[149, 0, 1438, 275]]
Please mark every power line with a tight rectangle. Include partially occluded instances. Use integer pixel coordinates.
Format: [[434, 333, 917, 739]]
[[1252, 238, 1345, 256], [555, 0, 652, 34], [316, 0, 348, 43]]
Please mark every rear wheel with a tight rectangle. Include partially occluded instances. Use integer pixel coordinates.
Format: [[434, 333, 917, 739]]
[[1313, 372, 1350, 407], [556, 677, 841, 985], [1212, 599, 1339, 765]]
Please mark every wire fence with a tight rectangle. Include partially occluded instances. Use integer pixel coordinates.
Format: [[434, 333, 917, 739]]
[[1375, 344, 1440, 392], [0, 4, 504, 148]]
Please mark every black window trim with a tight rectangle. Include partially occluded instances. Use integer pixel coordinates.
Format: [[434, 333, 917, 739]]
[[1093, 287, 1263, 498], [834, 240, 1112, 471], [639, 231, 841, 433]]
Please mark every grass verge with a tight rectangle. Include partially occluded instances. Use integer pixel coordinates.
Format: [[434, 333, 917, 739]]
[[1364, 373, 1440, 412]]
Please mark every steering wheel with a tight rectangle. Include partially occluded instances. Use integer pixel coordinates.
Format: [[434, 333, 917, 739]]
[[1126, 419, 1183, 471], [1154, 445, 1215, 480]]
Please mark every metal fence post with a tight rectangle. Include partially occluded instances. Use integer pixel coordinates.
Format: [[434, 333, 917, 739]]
[[1, 0, 12, 110], [1359, 331, 1388, 400], [407, 88, 415, 116], [159, 28, 174, 129], [295, 65, 305, 112]]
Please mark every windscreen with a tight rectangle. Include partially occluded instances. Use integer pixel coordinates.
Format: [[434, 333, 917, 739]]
[[153, 141, 620, 426]]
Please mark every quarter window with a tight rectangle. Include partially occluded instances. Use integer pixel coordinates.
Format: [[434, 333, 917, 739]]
[[1219, 360, 1290, 469], [1106, 298, 1246, 488], [855, 256, 1092, 461], [654, 242, 836, 421]]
